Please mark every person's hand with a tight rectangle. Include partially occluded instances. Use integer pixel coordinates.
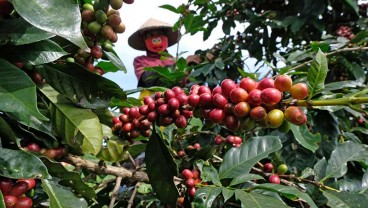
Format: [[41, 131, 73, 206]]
[[186, 54, 202, 65]]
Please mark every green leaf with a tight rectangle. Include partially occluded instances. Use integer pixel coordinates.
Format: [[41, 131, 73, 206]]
[[350, 127, 368, 135], [13, 0, 88, 49], [289, 124, 321, 153], [159, 4, 179, 13], [313, 157, 327, 181], [322, 141, 368, 181], [222, 187, 234, 202], [104, 51, 127, 73], [235, 190, 289, 208], [95, 61, 120, 73], [96, 138, 129, 162], [219, 136, 282, 179], [343, 0, 359, 15], [323, 190, 368, 208], [0, 59, 48, 124], [39, 85, 103, 155], [0, 18, 54, 45], [0, 192, 4, 208], [36, 63, 126, 109], [0, 116, 18, 143], [229, 174, 264, 187], [193, 187, 222, 208], [195, 160, 221, 186], [41, 157, 96, 199], [145, 129, 178, 207], [128, 144, 146, 159], [253, 184, 318, 208], [324, 81, 365, 92], [0, 148, 49, 179], [4, 39, 68, 65], [307, 49, 328, 99], [41, 178, 88, 208]]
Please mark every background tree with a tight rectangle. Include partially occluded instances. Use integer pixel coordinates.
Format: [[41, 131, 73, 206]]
[[0, 0, 368, 207]]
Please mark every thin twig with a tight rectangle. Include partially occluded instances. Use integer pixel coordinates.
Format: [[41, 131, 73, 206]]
[[94, 178, 115, 190], [127, 182, 140, 208], [109, 163, 123, 208]]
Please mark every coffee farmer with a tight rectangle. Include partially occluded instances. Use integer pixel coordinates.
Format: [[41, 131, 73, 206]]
[[128, 18, 201, 99]]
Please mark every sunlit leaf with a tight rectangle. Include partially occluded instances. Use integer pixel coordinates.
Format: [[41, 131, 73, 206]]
[[0, 148, 49, 179], [235, 190, 289, 208], [219, 136, 282, 179], [290, 124, 321, 152], [0, 18, 54, 45], [39, 85, 103, 155], [12, 0, 88, 49], [307, 49, 328, 99]]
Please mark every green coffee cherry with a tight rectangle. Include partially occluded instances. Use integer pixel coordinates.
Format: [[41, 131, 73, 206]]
[[87, 21, 102, 35], [66, 57, 75, 63], [95, 10, 108, 24], [83, 3, 94, 11], [102, 41, 113, 52], [110, 0, 123, 10], [277, 164, 288, 175]]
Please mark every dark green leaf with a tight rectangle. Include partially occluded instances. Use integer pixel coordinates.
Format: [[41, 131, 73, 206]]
[[13, 0, 88, 49], [307, 49, 328, 99], [39, 85, 103, 155], [314, 157, 327, 181], [219, 136, 282, 179], [343, 0, 359, 15], [41, 178, 88, 208], [96, 138, 129, 162], [300, 167, 315, 179], [196, 160, 221, 186], [229, 174, 264, 187], [5, 39, 68, 65], [222, 187, 234, 202], [235, 189, 289, 208], [95, 61, 120, 73], [159, 4, 179, 13], [0, 148, 49, 179], [104, 51, 127, 73], [0, 117, 18, 143], [324, 81, 365, 92], [350, 127, 368, 135], [0, 59, 48, 124], [322, 141, 368, 181], [36, 63, 126, 109], [253, 184, 318, 208], [290, 124, 321, 153], [128, 144, 146, 159], [193, 187, 222, 208], [41, 157, 96, 199], [349, 63, 366, 83], [145, 129, 178, 207], [0, 18, 54, 45], [323, 190, 368, 208], [0, 192, 4, 208]]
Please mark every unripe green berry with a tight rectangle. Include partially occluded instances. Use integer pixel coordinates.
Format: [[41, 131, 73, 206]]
[[83, 3, 94, 11], [277, 164, 288, 175], [265, 109, 284, 128], [87, 21, 102, 35], [95, 10, 108, 24]]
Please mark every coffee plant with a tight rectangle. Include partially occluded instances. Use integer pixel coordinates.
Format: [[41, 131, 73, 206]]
[[1, 0, 368, 207]]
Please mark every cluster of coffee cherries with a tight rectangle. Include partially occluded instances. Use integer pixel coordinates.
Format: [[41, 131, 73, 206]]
[[112, 87, 193, 143], [214, 135, 243, 147], [0, 177, 35, 208], [336, 25, 355, 40], [176, 168, 202, 205], [262, 162, 288, 184], [72, 0, 130, 75], [187, 75, 308, 132], [22, 142, 66, 160]]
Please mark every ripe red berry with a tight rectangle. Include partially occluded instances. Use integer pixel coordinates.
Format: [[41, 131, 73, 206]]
[[230, 87, 249, 103], [91, 45, 103, 59], [269, 174, 280, 184], [260, 88, 282, 106], [209, 108, 225, 123], [172, 86, 184, 96], [182, 169, 193, 179], [17, 179, 36, 190], [247, 89, 263, 106], [158, 104, 171, 115], [214, 135, 224, 144], [233, 102, 251, 118], [186, 178, 195, 187], [25, 143, 40, 152], [188, 94, 200, 107], [274, 74, 293, 92], [224, 115, 240, 131], [263, 163, 274, 173], [226, 135, 235, 144], [192, 169, 200, 179], [147, 111, 158, 122], [211, 86, 223, 95], [119, 114, 130, 123], [129, 107, 141, 119], [176, 94, 188, 106], [290, 83, 309, 100], [168, 98, 180, 110], [8, 181, 29, 197], [188, 186, 196, 197], [199, 93, 212, 107], [112, 116, 121, 124], [164, 89, 176, 101], [14, 196, 33, 208], [4, 195, 17, 208], [175, 115, 187, 128], [190, 84, 200, 95], [197, 85, 211, 95], [284, 106, 307, 125], [239, 77, 258, 92], [221, 79, 237, 97], [177, 150, 185, 157], [193, 143, 201, 150], [257, 78, 275, 90], [250, 106, 267, 121], [212, 93, 228, 109], [233, 136, 243, 145], [0, 177, 13, 195], [143, 96, 155, 105], [122, 122, 132, 132]]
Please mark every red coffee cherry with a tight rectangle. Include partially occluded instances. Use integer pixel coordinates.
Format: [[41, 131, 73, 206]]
[[197, 85, 211, 95], [230, 87, 249, 104], [17, 179, 36, 190], [247, 89, 263, 106], [221, 79, 237, 97], [233, 102, 251, 118], [239, 77, 258, 92], [250, 106, 267, 121], [212, 93, 229, 109], [263, 163, 274, 173], [269, 174, 280, 184], [175, 115, 187, 128], [8, 181, 29, 197], [260, 88, 282, 106], [209, 108, 225, 123], [0, 177, 13, 195], [4, 195, 17, 208], [274, 74, 293, 92], [257, 78, 275, 90], [290, 83, 309, 100], [186, 179, 195, 187], [14, 196, 33, 208], [284, 106, 307, 125], [182, 169, 193, 179], [188, 94, 200, 107], [214, 135, 224, 144]]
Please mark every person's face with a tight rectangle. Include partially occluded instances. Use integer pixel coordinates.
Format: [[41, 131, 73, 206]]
[[144, 30, 168, 53]]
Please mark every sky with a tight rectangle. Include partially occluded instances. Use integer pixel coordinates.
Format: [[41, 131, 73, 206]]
[[103, 0, 224, 97]]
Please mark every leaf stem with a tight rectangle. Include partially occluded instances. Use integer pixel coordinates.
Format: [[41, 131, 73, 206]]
[[283, 96, 368, 108]]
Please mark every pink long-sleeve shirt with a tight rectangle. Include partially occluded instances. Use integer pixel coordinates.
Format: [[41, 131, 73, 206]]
[[133, 54, 175, 81]]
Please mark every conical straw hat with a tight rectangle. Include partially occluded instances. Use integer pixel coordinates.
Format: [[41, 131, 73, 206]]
[[128, 18, 180, 51]]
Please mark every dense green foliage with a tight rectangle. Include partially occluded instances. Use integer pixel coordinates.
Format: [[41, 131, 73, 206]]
[[1, 0, 368, 207]]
